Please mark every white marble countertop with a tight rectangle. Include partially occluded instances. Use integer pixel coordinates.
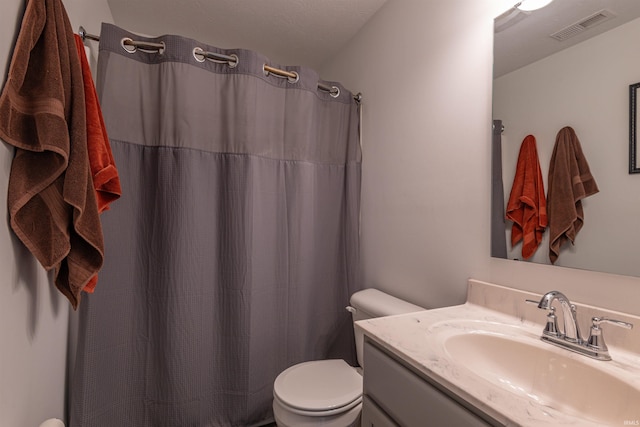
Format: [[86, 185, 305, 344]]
[[356, 279, 640, 426]]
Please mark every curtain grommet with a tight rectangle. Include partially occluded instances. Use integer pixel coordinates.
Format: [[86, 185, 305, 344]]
[[330, 86, 340, 98], [227, 54, 239, 69], [287, 71, 299, 84], [194, 48, 238, 68], [263, 65, 298, 84], [193, 47, 206, 62], [121, 37, 137, 54], [122, 38, 165, 55]]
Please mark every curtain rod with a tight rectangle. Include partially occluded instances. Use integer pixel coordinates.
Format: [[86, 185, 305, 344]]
[[79, 26, 362, 103]]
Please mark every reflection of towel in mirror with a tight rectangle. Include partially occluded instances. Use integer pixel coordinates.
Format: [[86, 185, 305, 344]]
[[547, 126, 599, 264], [506, 135, 547, 259], [0, 0, 104, 309]]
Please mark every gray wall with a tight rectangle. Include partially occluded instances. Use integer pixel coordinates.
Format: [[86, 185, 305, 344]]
[[0, 1, 113, 425], [321, 0, 640, 314]]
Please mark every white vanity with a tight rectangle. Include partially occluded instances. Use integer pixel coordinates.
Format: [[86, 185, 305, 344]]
[[362, 339, 495, 426], [357, 280, 640, 426]]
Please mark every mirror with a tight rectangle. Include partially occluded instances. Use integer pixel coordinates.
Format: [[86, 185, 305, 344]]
[[492, 0, 640, 277]]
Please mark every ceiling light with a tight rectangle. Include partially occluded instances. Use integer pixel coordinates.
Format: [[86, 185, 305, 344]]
[[516, 0, 554, 12], [494, 0, 554, 33], [494, 7, 528, 33]]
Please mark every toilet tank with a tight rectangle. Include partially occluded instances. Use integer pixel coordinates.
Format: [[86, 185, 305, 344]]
[[348, 288, 425, 368]]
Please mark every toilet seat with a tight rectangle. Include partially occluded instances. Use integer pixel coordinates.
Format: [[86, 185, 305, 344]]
[[273, 359, 362, 416]]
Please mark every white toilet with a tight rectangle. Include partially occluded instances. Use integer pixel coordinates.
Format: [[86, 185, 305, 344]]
[[272, 288, 425, 427]]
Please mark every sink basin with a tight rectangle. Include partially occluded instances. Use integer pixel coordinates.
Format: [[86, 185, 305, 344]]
[[444, 330, 640, 425]]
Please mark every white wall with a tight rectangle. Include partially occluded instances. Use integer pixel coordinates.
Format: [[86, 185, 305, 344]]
[[494, 16, 640, 277], [0, 1, 113, 426], [321, 0, 502, 309], [321, 0, 640, 315]]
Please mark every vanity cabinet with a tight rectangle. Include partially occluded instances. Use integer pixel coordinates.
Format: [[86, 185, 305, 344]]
[[362, 339, 497, 427], [361, 395, 398, 427]]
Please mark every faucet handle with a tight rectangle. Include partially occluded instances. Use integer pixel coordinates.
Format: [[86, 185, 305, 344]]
[[525, 298, 560, 336], [592, 317, 633, 330], [586, 317, 634, 353]]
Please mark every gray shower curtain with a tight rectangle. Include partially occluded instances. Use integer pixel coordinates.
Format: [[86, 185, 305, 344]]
[[70, 23, 361, 427]]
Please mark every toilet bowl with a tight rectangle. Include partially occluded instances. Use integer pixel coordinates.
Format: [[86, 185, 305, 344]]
[[39, 419, 64, 427], [273, 359, 362, 427], [272, 289, 424, 426]]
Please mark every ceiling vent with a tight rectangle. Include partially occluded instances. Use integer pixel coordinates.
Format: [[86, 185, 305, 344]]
[[550, 9, 616, 41]]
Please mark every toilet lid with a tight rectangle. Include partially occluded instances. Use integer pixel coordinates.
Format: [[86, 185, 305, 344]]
[[273, 359, 362, 412]]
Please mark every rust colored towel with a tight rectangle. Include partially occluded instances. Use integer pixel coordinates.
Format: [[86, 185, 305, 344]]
[[547, 126, 599, 264], [74, 35, 121, 213], [74, 34, 121, 293], [0, 0, 104, 309], [506, 135, 547, 259]]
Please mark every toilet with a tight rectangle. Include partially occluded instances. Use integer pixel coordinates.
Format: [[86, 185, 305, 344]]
[[272, 288, 425, 427]]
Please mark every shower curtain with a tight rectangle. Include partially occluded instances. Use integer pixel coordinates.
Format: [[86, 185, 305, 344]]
[[70, 23, 362, 427]]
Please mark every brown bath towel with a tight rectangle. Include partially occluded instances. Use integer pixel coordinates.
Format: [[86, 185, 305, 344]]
[[0, 0, 104, 308], [506, 135, 547, 259], [547, 126, 599, 264]]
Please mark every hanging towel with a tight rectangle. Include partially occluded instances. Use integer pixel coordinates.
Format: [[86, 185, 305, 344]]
[[74, 34, 121, 213], [506, 135, 547, 259], [74, 34, 121, 293], [547, 126, 599, 264], [0, 0, 104, 309]]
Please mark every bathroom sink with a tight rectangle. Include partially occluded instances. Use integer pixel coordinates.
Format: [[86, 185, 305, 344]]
[[357, 282, 640, 426], [443, 329, 640, 425]]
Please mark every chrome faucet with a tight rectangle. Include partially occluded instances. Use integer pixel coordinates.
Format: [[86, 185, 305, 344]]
[[535, 291, 580, 342], [527, 291, 633, 361]]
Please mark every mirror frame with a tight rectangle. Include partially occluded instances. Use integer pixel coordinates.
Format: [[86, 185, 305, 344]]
[[630, 82, 640, 174]]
